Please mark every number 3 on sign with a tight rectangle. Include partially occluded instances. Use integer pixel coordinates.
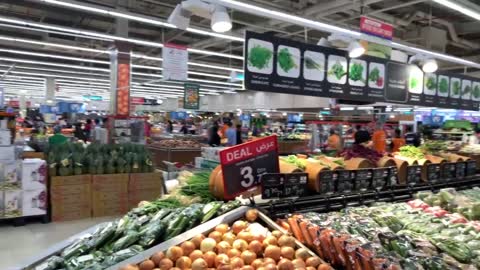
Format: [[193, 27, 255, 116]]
[[240, 166, 254, 188]]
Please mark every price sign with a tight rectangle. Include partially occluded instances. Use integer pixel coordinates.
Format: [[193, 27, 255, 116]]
[[372, 168, 389, 191], [336, 170, 354, 193], [318, 171, 335, 194], [466, 160, 477, 176], [387, 166, 398, 187], [406, 165, 422, 186], [220, 135, 279, 199], [261, 173, 307, 199], [426, 164, 442, 183], [441, 162, 456, 180], [354, 169, 373, 191], [456, 162, 466, 179], [261, 173, 284, 199], [284, 173, 308, 197]]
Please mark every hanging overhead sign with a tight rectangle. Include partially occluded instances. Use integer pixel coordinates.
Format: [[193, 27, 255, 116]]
[[360, 16, 393, 40], [163, 43, 188, 81], [243, 31, 480, 111], [184, 83, 200, 110]]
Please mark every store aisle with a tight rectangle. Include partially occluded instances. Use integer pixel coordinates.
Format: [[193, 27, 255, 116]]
[[0, 217, 115, 270]]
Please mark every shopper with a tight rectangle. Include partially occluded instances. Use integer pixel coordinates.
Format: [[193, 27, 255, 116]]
[[391, 128, 406, 152], [372, 122, 386, 153], [469, 129, 480, 145], [326, 129, 342, 154], [190, 123, 197, 135], [179, 121, 188, 134], [48, 125, 68, 145], [84, 119, 93, 140], [225, 122, 237, 146], [236, 124, 243, 145], [166, 120, 173, 133], [73, 122, 86, 142], [404, 126, 421, 147], [208, 122, 221, 146]]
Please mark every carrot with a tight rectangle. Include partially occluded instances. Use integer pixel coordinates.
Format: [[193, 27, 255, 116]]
[[287, 217, 304, 243], [308, 225, 323, 258], [300, 221, 313, 246]]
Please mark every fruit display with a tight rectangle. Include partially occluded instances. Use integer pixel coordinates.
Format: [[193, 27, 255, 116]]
[[461, 145, 480, 155], [120, 209, 333, 270], [151, 140, 205, 149], [285, 200, 480, 269]]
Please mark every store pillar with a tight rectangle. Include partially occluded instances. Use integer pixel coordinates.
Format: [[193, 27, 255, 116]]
[[109, 41, 132, 116]]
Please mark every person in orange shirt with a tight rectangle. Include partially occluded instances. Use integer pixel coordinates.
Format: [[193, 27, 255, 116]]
[[326, 129, 342, 154], [391, 128, 406, 152], [372, 122, 386, 153]]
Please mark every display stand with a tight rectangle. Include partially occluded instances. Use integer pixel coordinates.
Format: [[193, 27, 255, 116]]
[[107, 115, 148, 144]]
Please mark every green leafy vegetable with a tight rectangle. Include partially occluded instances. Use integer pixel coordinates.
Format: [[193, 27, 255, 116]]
[[399, 145, 425, 159], [369, 67, 380, 82], [304, 57, 322, 70], [328, 61, 346, 80], [439, 78, 449, 93], [426, 77, 437, 90], [473, 85, 480, 98], [349, 62, 365, 82], [278, 48, 297, 72], [452, 80, 461, 96], [281, 155, 307, 170], [248, 45, 273, 69], [463, 85, 472, 96]]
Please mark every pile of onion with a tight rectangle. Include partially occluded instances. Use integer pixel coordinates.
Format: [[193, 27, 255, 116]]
[[120, 209, 333, 270]]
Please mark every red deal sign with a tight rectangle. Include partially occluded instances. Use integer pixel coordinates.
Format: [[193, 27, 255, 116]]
[[360, 16, 393, 40], [219, 135, 280, 200]]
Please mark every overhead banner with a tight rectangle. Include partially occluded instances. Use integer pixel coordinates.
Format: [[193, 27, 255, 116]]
[[244, 31, 480, 111], [360, 16, 393, 40], [184, 83, 200, 110], [163, 43, 188, 81]]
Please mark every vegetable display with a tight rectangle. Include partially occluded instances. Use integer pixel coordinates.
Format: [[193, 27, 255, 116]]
[[277, 47, 297, 73], [151, 139, 204, 149], [248, 45, 273, 70], [420, 140, 448, 154], [304, 57, 323, 70], [398, 145, 425, 159], [328, 61, 346, 80], [349, 62, 365, 82], [280, 155, 307, 170], [439, 77, 449, 93], [123, 209, 333, 270], [340, 144, 383, 163]]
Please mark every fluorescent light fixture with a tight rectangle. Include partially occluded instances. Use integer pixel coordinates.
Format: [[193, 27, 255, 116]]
[[0, 35, 107, 54], [358, 106, 374, 110], [422, 58, 438, 73], [211, 5, 232, 33], [432, 0, 480, 21], [348, 41, 365, 58], [282, 112, 287, 116], [340, 107, 355, 111]]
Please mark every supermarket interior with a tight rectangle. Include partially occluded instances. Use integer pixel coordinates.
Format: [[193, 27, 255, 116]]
[[5, 0, 480, 269]]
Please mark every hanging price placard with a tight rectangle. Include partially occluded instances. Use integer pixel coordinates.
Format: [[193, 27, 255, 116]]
[[219, 135, 279, 199]]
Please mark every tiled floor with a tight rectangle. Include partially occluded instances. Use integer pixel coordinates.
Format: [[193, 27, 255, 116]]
[[0, 217, 115, 270]]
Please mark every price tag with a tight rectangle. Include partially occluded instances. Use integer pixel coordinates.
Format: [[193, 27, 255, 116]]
[[406, 165, 422, 186], [456, 162, 466, 179], [284, 173, 308, 197], [372, 168, 389, 191], [466, 160, 477, 176], [441, 162, 456, 180], [387, 166, 398, 187], [318, 170, 335, 194], [336, 170, 354, 193], [426, 164, 441, 183], [220, 135, 279, 199], [354, 169, 372, 191], [261, 173, 284, 199]]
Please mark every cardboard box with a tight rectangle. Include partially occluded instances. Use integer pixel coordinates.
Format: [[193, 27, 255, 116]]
[[0, 190, 3, 217], [4, 188, 22, 218], [92, 174, 129, 191], [128, 188, 161, 209], [0, 146, 15, 161], [22, 188, 47, 216], [1, 161, 18, 184], [0, 130, 11, 146], [21, 159, 47, 190], [128, 172, 163, 190], [92, 174, 129, 217], [50, 175, 92, 222]]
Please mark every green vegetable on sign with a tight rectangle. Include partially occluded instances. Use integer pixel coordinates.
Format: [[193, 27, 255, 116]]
[[369, 67, 380, 82], [473, 85, 480, 98], [304, 57, 322, 70], [349, 62, 365, 82], [463, 85, 472, 96], [439, 78, 449, 93], [328, 61, 346, 80], [409, 77, 419, 89], [248, 45, 273, 69], [426, 76, 437, 91], [278, 47, 297, 72], [452, 80, 461, 96]]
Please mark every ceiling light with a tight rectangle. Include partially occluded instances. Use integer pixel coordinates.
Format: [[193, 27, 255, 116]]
[[211, 5, 232, 33], [317, 37, 330, 47], [282, 112, 287, 116], [168, 4, 191, 30], [348, 41, 365, 58], [421, 58, 438, 73]]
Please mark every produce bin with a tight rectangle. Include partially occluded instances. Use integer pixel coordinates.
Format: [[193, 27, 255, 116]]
[[108, 206, 323, 269], [278, 140, 309, 154], [148, 146, 202, 169]]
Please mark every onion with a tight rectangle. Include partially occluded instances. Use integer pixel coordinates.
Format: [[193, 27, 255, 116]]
[[166, 246, 183, 262], [171, 268, 181, 270], [150, 251, 165, 266], [263, 263, 277, 270], [248, 240, 263, 255], [263, 257, 276, 265], [237, 231, 254, 243], [216, 241, 232, 254], [217, 265, 232, 270], [189, 250, 203, 262], [233, 239, 248, 252], [230, 257, 245, 268], [251, 258, 263, 268], [120, 264, 138, 270], [278, 259, 294, 270], [191, 234, 206, 249], [203, 251, 216, 268], [158, 258, 173, 270], [295, 248, 311, 261], [175, 256, 192, 269], [242, 266, 255, 270], [222, 232, 236, 245], [278, 235, 295, 248], [252, 233, 266, 243], [306, 267, 317, 270], [262, 236, 278, 247], [180, 241, 196, 256], [245, 209, 258, 222], [292, 259, 305, 268], [227, 248, 241, 258], [271, 230, 283, 239], [318, 263, 333, 270], [191, 258, 208, 270], [208, 231, 223, 243], [200, 238, 217, 253], [305, 257, 322, 268], [264, 245, 281, 261], [241, 250, 257, 265], [215, 254, 230, 268], [232, 220, 248, 234], [139, 260, 155, 270], [280, 246, 295, 260], [215, 224, 229, 234]]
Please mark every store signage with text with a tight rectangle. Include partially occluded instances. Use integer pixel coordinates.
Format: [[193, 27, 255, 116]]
[[244, 31, 480, 111], [219, 135, 279, 199], [8, 100, 31, 108], [163, 43, 188, 81], [360, 16, 393, 40]]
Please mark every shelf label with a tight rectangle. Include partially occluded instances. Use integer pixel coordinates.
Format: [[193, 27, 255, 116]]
[[220, 135, 279, 199], [427, 164, 442, 183], [261, 172, 307, 199]]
